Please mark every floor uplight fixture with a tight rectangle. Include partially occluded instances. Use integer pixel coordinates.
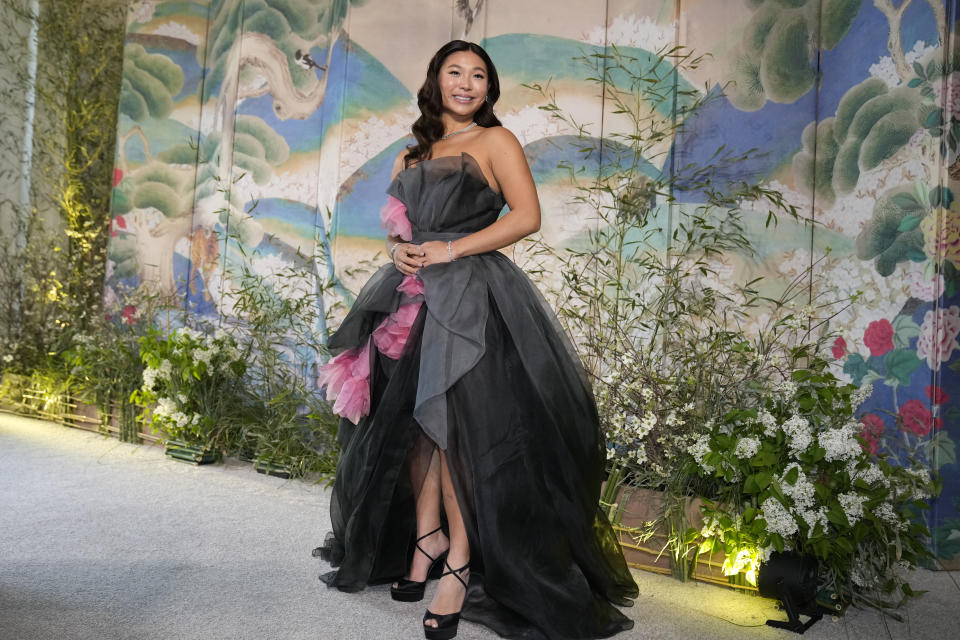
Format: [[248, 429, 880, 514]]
[[756, 551, 823, 634]]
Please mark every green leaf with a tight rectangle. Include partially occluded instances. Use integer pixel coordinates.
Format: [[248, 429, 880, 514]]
[[827, 502, 850, 528], [908, 77, 924, 88], [890, 191, 925, 214], [914, 61, 926, 78], [884, 348, 922, 386], [925, 108, 945, 129], [892, 315, 922, 349], [898, 215, 923, 232], [784, 466, 800, 485], [843, 353, 870, 387], [929, 186, 955, 209], [925, 431, 957, 470]]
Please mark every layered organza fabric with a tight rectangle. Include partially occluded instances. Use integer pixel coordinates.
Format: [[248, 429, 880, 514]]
[[316, 153, 638, 639]]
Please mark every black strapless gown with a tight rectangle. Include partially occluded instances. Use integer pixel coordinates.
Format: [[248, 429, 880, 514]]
[[316, 152, 638, 639]]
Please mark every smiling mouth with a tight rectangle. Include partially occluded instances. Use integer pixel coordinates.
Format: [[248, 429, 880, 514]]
[[453, 95, 474, 103]]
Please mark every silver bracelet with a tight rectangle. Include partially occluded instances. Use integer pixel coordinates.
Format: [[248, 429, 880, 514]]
[[388, 242, 399, 258], [446, 240, 456, 262]]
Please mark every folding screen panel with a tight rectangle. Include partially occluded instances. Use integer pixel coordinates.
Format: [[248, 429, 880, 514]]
[[105, 0, 960, 566]]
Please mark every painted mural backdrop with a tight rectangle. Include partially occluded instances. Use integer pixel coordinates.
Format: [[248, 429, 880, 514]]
[[106, 0, 960, 566]]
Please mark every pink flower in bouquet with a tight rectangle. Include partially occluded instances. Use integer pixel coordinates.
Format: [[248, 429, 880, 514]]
[[380, 196, 412, 241], [916, 305, 960, 370], [831, 336, 847, 359], [863, 319, 894, 357], [899, 398, 941, 437], [926, 385, 949, 405], [859, 413, 885, 455]]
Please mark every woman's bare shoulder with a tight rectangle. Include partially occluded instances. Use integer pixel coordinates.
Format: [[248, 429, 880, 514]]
[[477, 125, 520, 146], [391, 149, 409, 179]]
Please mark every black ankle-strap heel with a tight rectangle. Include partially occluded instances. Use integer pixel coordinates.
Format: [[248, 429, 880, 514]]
[[391, 526, 449, 602], [422, 561, 469, 640]]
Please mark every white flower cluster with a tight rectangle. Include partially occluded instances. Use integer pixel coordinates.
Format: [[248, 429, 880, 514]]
[[900, 467, 933, 501], [733, 436, 760, 459], [153, 396, 201, 431], [819, 422, 862, 462], [846, 460, 889, 488], [838, 491, 866, 524], [873, 502, 904, 529], [851, 385, 872, 410], [781, 414, 814, 457], [757, 408, 778, 437], [688, 434, 714, 473], [142, 359, 173, 391], [778, 464, 827, 536], [760, 497, 799, 538]]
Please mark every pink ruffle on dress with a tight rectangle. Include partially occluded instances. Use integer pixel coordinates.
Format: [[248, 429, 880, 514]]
[[380, 195, 412, 241], [317, 197, 423, 424], [316, 340, 371, 424]]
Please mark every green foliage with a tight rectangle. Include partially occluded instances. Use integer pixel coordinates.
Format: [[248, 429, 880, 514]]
[[132, 326, 249, 446], [759, 10, 816, 103], [212, 230, 345, 477], [690, 356, 939, 610], [525, 46, 840, 490], [120, 44, 184, 122], [792, 81, 920, 205], [855, 190, 926, 276], [202, 0, 365, 90], [64, 302, 149, 442], [0, 0, 126, 374], [726, 0, 863, 110]]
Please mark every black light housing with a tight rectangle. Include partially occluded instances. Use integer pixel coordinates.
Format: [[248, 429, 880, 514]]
[[756, 551, 823, 634]]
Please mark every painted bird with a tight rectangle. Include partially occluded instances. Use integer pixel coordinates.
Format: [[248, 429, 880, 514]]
[[295, 49, 326, 71]]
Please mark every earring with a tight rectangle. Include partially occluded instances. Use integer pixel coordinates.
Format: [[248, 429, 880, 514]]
[[485, 95, 490, 103]]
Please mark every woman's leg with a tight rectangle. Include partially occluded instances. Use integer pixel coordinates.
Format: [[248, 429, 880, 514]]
[[394, 446, 448, 587], [425, 450, 470, 625]]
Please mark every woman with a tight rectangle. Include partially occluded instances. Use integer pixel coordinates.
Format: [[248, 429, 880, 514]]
[[315, 40, 638, 640]]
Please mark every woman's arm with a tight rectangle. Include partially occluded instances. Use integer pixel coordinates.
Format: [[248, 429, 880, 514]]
[[420, 127, 540, 266], [387, 150, 426, 275]]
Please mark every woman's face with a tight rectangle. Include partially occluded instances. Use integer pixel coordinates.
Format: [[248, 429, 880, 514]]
[[437, 50, 489, 119]]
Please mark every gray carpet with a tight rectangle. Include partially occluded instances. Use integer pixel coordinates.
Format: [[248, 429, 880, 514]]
[[1, 413, 958, 640]]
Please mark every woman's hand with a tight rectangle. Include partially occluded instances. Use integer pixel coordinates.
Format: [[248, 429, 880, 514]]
[[418, 240, 456, 267], [391, 242, 426, 275]]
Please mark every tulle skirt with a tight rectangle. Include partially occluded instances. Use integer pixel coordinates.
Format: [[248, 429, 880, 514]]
[[317, 258, 638, 640]]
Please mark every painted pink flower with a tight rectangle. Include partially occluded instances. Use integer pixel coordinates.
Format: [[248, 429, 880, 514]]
[[113, 168, 124, 187], [916, 305, 960, 371], [899, 399, 941, 437], [373, 302, 423, 359], [863, 319, 894, 357], [907, 265, 944, 302], [926, 385, 949, 405], [831, 336, 847, 359], [859, 413, 885, 455], [121, 305, 138, 325], [380, 195, 412, 241]]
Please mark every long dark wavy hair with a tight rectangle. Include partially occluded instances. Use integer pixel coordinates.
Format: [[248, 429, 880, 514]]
[[405, 40, 502, 167]]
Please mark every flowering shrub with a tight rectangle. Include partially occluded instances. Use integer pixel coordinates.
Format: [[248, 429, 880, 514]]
[[131, 327, 247, 445], [690, 357, 939, 610]]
